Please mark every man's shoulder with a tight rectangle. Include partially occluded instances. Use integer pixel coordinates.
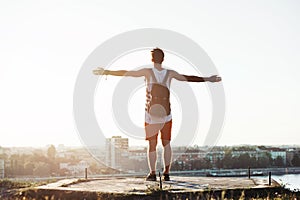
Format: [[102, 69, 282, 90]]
[[139, 68, 153, 78], [141, 68, 152, 74], [166, 69, 177, 76]]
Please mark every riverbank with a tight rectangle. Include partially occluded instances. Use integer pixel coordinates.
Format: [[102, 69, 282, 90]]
[[272, 174, 300, 191], [170, 167, 300, 177]]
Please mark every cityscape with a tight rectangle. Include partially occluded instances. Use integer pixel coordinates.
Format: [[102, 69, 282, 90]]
[[1, 136, 300, 179]]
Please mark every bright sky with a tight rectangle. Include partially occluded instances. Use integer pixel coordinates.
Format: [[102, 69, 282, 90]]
[[0, 0, 299, 147]]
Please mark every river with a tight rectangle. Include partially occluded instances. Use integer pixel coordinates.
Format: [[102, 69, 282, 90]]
[[272, 174, 300, 191]]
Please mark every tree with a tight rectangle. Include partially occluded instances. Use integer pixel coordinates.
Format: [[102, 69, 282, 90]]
[[222, 150, 233, 169], [33, 162, 50, 177], [9, 154, 25, 176], [257, 153, 272, 168], [0, 153, 7, 160], [47, 145, 56, 160], [249, 157, 258, 168], [24, 162, 34, 175], [273, 156, 284, 167], [190, 158, 211, 170], [291, 154, 300, 167], [172, 160, 181, 171], [236, 153, 251, 168], [215, 158, 223, 169]]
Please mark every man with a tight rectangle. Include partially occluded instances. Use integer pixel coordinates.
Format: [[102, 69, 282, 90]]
[[93, 48, 221, 181]]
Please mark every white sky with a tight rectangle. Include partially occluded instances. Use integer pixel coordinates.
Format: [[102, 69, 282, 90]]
[[0, 0, 299, 147]]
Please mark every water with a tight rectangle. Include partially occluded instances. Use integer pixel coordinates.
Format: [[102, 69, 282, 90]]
[[272, 174, 300, 191]]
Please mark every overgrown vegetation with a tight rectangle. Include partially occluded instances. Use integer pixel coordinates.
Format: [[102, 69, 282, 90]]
[[0, 179, 42, 189]]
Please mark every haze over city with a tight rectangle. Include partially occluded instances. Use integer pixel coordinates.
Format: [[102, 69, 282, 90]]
[[1, 1, 300, 147]]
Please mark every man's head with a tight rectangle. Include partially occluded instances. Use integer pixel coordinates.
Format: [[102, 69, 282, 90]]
[[151, 48, 164, 64]]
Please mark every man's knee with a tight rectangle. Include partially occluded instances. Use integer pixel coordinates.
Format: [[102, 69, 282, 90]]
[[148, 140, 158, 152], [162, 139, 170, 147]]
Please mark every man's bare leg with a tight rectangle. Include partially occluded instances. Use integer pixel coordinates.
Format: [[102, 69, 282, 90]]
[[162, 139, 172, 174], [148, 139, 158, 174]]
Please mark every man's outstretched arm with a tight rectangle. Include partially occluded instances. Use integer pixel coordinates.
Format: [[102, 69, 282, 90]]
[[170, 70, 222, 82], [93, 67, 147, 77]]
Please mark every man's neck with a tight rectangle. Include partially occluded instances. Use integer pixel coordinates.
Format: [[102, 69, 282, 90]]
[[153, 63, 163, 71]]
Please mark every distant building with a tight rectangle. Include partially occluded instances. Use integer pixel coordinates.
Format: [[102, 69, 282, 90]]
[[129, 148, 147, 161], [206, 151, 225, 165], [258, 146, 287, 165], [0, 159, 4, 178], [270, 150, 287, 165], [59, 160, 89, 176], [286, 149, 296, 166], [105, 136, 129, 170], [231, 150, 258, 158]]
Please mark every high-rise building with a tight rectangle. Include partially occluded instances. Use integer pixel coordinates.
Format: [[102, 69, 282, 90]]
[[0, 159, 4, 178], [105, 136, 129, 170]]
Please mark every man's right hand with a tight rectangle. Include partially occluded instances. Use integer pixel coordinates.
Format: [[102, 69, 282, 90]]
[[208, 75, 222, 82], [93, 67, 105, 75]]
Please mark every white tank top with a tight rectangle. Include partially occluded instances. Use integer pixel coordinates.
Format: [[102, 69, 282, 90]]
[[145, 68, 172, 124]]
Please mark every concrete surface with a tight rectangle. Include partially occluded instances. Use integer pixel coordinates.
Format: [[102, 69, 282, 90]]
[[36, 176, 280, 195]]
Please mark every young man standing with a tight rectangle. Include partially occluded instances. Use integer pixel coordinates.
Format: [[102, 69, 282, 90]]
[[93, 48, 221, 181]]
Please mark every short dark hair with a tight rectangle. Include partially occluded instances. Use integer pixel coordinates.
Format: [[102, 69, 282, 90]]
[[151, 48, 164, 64]]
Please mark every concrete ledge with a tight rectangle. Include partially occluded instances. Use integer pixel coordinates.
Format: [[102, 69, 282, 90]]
[[36, 176, 280, 193], [9, 176, 297, 200]]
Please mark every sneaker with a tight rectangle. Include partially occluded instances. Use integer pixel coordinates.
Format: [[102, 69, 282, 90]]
[[146, 173, 157, 181], [163, 173, 170, 181]]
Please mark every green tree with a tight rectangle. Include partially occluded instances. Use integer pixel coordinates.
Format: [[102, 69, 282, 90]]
[[172, 160, 181, 171], [215, 158, 223, 169], [47, 145, 56, 160], [257, 153, 272, 168], [190, 158, 211, 170], [237, 153, 251, 168], [249, 157, 258, 168], [31, 153, 48, 163], [291, 154, 300, 167], [23, 162, 34, 175], [33, 162, 50, 177], [0, 153, 7, 160], [222, 150, 233, 169], [9, 154, 24, 176], [273, 156, 284, 167]]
